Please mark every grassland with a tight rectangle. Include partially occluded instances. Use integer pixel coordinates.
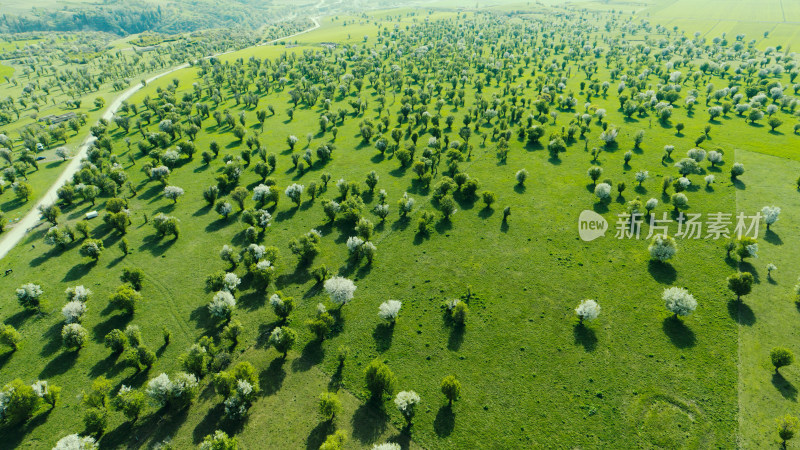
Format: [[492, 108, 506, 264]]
[[0, 3, 799, 449]]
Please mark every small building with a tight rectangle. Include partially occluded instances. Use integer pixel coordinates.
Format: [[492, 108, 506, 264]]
[[86, 211, 98, 219], [38, 112, 77, 125]]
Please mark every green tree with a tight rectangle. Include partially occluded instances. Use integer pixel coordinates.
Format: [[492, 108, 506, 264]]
[[364, 360, 396, 399], [771, 347, 794, 373], [440, 375, 462, 406]]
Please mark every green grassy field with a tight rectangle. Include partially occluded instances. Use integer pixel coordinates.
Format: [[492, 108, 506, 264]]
[[0, 3, 799, 449]]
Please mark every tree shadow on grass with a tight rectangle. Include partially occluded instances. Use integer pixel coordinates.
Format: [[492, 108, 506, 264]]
[[260, 357, 286, 396], [513, 184, 526, 194], [739, 262, 760, 283], [478, 207, 495, 219], [772, 372, 798, 401], [192, 403, 225, 444], [40, 321, 64, 357], [727, 300, 755, 326], [433, 405, 455, 437], [89, 352, 124, 379], [292, 339, 323, 372], [0, 409, 52, 449], [306, 420, 335, 450], [648, 260, 677, 284], [4, 309, 34, 329], [39, 350, 79, 378], [448, 324, 465, 351], [351, 400, 389, 445], [0, 351, 12, 371], [573, 323, 597, 352], [140, 406, 190, 448], [372, 323, 394, 352], [764, 230, 783, 246], [93, 312, 131, 343], [662, 317, 696, 349], [63, 261, 95, 282], [328, 363, 344, 391], [237, 290, 266, 311]]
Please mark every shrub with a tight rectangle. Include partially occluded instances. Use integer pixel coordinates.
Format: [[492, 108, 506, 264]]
[[269, 292, 295, 321], [83, 407, 108, 436], [515, 169, 529, 185], [594, 183, 611, 201], [648, 234, 677, 262], [62, 301, 87, 323], [200, 430, 238, 450], [449, 300, 468, 325], [307, 304, 336, 341], [319, 430, 347, 450], [663, 287, 697, 318], [182, 344, 210, 378], [125, 325, 142, 347], [120, 268, 145, 291], [0, 379, 40, 424], [62, 323, 88, 351], [53, 434, 98, 450], [112, 385, 147, 422]]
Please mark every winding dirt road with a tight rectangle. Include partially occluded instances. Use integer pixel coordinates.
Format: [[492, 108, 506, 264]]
[[0, 16, 320, 261]]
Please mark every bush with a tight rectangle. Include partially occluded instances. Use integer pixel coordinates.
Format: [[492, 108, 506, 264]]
[[65, 285, 92, 302], [777, 414, 800, 445], [120, 268, 145, 291], [515, 169, 528, 185], [53, 434, 98, 450], [62, 323, 88, 351], [182, 344, 210, 378], [112, 385, 147, 422], [269, 293, 295, 321], [209, 291, 236, 322], [319, 430, 347, 450], [727, 272, 754, 301], [62, 301, 87, 323]]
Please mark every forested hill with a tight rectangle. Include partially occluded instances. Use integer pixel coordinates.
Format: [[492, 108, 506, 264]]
[[0, 0, 296, 35]]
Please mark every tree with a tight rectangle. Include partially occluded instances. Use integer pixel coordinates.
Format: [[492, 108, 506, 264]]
[[0, 324, 22, 350], [121, 268, 145, 290], [736, 236, 758, 261], [727, 272, 754, 301], [674, 158, 699, 176], [16, 283, 44, 311], [53, 434, 98, 450], [394, 390, 420, 426], [761, 206, 780, 230], [777, 414, 800, 447], [268, 326, 297, 358], [285, 184, 304, 207], [318, 392, 342, 422], [230, 186, 249, 210], [769, 117, 783, 131], [110, 284, 141, 314], [575, 299, 601, 324], [671, 193, 688, 212], [200, 430, 238, 450], [0, 379, 40, 424], [324, 276, 356, 307], [112, 386, 146, 423], [209, 291, 236, 322], [515, 169, 528, 185], [269, 293, 295, 322], [663, 287, 697, 318], [38, 203, 60, 225], [14, 182, 32, 201], [62, 323, 88, 351], [440, 375, 461, 406], [587, 166, 603, 185], [365, 360, 396, 399], [104, 329, 128, 354], [378, 300, 402, 324], [730, 162, 745, 179], [771, 347, 794, 373], [319, 430, 347, 450], [80, 239, 104, 261], [164, 186, 185, 203], [481, 191, 497, 208], [594, 183, 611, 201]]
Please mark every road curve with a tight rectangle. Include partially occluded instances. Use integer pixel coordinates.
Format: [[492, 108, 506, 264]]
[[0, 16, 320, 261]]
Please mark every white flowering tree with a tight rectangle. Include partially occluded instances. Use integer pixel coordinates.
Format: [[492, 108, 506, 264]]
[[16, 283, 44, 311], [252, 184, 271, 207], [53, 434, 98, 450], [378, 300, 402, 324], [163, 186, 185, 203], [65, 285, 91, 302], [209, 291, 236, 321], [594, 183, 611, 201], [575, 299, 600, 325], [324, 276, 356, 307], [635, 170, 648, 186], [222, 273, 241, 293], [285, 184, 305, 207], [394, 390, 420, 425], [62, 301, 87, 324], [649, 234, 677, 262], [663, 287, 697, 318], [761, 206, 781, 230]]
